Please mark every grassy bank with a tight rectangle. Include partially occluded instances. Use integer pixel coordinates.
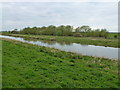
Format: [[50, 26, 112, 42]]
[[0, 40, 2, 89], [1, 33, 119, 48], [2, 38, 119, 88]]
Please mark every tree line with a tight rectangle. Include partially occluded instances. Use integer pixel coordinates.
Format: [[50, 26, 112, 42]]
[[9, 25, 109, 38]]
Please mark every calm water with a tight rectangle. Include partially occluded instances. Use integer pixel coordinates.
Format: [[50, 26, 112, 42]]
[[0, 35, 119, 60]]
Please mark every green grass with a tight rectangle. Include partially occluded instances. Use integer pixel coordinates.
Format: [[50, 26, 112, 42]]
[[2, 39, 119, 88], [0, 40, 2, 89], [107, 33, 119, 38], [2, 33, 119, 48]]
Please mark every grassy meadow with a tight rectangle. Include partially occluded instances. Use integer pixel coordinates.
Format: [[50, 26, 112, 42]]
[[0, 40, 2, 89], [2, 38, 119, 88], [1, 2, 119, 89]]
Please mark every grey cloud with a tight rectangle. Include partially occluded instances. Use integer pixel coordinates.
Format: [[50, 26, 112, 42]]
[[2, 2, 118, 32]]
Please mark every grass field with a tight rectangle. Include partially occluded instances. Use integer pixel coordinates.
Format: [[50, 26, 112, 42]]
[[1, 33, 119, 48], [0, 40, 2, 89], [2, 38, 119, 88]]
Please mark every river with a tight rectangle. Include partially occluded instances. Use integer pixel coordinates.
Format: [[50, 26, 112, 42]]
[[0, 35, 119, 60]]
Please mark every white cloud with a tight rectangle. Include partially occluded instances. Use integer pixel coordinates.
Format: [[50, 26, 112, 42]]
[[0, 0, 119, 2], [1, 2, 118, 32]]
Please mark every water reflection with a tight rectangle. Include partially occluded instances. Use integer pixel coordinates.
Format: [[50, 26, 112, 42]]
[[23, 37, 72, 45], [0, 35, 119, 60]]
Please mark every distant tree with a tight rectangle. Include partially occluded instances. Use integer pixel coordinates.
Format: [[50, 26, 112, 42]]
[[80, 25, 91, 32], [47, 25, 56, 35], [75, 27, 81, 33], [65, 25, 73, 36], [100, 29, 108, 38], [11, 29, 18, 34], [80, 26, 91, 37], [10, 25, 109, 38], [114, 35, 117, 38]]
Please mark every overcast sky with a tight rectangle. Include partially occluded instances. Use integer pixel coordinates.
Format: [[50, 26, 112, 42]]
[[1, 2, 118, 32]]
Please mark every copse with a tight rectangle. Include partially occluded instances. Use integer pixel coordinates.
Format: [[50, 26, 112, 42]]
[[10, 25, 109, 38], [74, 26, 108, 38]]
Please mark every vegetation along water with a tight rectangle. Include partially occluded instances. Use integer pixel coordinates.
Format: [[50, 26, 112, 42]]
[[1, 38, 119, 88], [2, 25, 119, 48], [1, 25, 119, 88]]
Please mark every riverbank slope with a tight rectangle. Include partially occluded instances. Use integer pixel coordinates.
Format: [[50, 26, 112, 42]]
[[1, 38, 118, 88]]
